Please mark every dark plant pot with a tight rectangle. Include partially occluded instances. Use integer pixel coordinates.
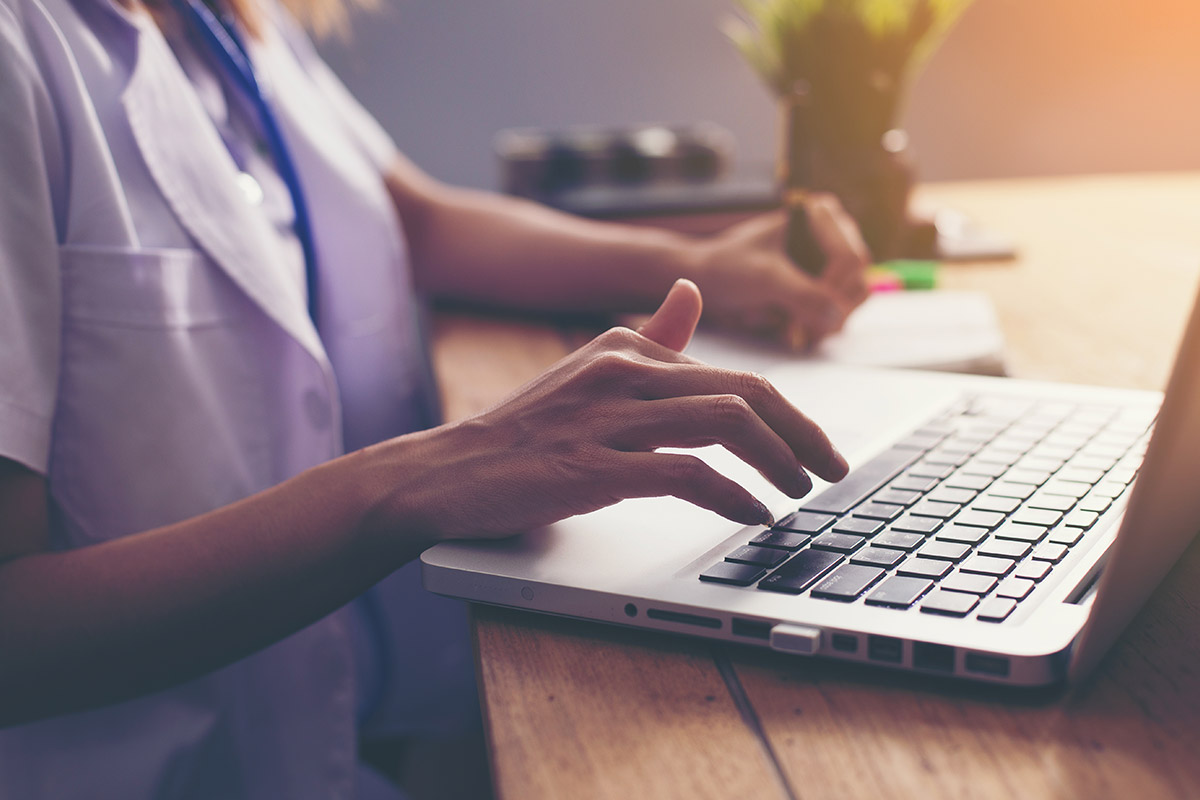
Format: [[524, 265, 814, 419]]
[[778, 81, 932, 264]]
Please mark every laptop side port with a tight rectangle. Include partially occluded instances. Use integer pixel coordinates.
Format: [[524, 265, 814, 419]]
[[913, 642, 955, 673], [831, 633, 858, 653], [867, 635, 903, 664], [645, 608, 722, 629], [965, 652, 1011, 677], [731, 618, 772, 640]]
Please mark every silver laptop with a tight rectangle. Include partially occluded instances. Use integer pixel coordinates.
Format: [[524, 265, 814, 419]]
[[421, 285, 1200, 686]]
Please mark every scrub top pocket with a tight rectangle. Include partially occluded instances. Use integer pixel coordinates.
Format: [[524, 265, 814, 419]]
[[52, 245, 277, 544]]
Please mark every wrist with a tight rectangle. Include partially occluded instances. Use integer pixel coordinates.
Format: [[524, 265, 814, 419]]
[[619, 225, 707, 313], [338, 434, 446, 563]]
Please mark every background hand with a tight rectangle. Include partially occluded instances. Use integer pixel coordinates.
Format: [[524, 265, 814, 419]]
[[367, 280, 848, 544], [686, 193, 871, 349]]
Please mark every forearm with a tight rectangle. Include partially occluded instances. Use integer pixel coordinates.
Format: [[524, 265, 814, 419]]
[[385, 156, 698, 314], [0, 446, 431, 727]]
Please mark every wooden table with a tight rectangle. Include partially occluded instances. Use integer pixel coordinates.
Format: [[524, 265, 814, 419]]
[[431, 173, 1200, 800]]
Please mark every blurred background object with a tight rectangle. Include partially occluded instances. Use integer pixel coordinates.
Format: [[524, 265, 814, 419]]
[[320, 0, 1200, 190], [497, 122, 735, 198], [725, 0, 971, 261]]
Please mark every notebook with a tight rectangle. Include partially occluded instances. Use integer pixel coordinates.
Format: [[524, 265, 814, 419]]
[[421, 284, 1200, 686]]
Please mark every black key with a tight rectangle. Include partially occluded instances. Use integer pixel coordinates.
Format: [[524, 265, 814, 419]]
[[927, 486, 977, 505], [774, 511, 836, 534], [971, 495, 1020, 514], [872, 531, 925, 551], [918, 540, 971, 561], [811, 564, 885, 601], [831, 518, 883, 537], [811, 532, 867, 553], [960, 554, 1017, 576], [977, 538, 1031, 559], [872, 488, 922, 507], [941, 571, 998, 595], [910, 500, 961, 519], [921, 589, 979, 617], [943, 471, 995, 491], [851, 546, 906, 568], [865, 576, 933, 608], [997, 577, 1035, 600], [890, 474, 939, 493], [699, 562, 766, 586], [934, 524, 989, 545], [800, 446, 918, 515], [953, 510, 1006, 529], [993, 522, 1047, 543], [890, 514, 943, 534], [853, 502, 904, 521], [1012, 507, 1063, 527], [1026, 492, 1075, 512], [977, 597, 1018, 622], [897, 557, 952, 579], [725, 545, 789, 567], [757, 549, 844, 594], [750, 530, 811, 550], [1015, 560, 1052, 581], [1032, 542, 1069, 563]]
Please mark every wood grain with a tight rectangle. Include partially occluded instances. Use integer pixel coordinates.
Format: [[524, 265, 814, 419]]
[[473, 605, 788, 800], [436, 173, 1200, 800]]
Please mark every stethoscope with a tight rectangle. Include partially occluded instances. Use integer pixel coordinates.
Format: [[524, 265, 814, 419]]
[[168, 0, 445, 438], [168, 0, 320, 324]]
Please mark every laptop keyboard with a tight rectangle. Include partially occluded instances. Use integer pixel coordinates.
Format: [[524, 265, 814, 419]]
[[698, 395, 1155, 623]]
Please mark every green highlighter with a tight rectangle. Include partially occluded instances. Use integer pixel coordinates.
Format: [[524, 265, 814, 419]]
[[884, 259, 940, 290]]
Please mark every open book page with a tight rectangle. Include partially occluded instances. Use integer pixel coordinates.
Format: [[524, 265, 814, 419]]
[[686, 290, 1007, 377]]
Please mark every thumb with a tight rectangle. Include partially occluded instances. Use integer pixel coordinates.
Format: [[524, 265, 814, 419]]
[[638, 279, 703, 353]]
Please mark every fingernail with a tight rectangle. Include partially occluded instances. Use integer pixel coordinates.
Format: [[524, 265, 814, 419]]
[[753, 500, 774, 527], [828, 447, 849, 479], [797, 468, 813, 496]]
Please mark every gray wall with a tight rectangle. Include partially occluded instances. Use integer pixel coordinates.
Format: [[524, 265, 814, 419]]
[[320, 0, 1200, 191]]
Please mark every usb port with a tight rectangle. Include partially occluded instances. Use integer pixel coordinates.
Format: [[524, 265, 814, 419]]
[[965, 653, 1011, 677], [731, 618, 772, 640], [867, 635, 903, 663]]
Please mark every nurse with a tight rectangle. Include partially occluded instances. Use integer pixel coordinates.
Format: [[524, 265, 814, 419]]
[[0, 0, 869, 797]]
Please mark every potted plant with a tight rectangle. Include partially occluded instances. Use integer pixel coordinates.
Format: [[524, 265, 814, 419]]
[[725, 0, 972, 264]]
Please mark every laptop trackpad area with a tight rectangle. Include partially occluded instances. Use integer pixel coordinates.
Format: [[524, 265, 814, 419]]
[[425, 363, 967, 590]]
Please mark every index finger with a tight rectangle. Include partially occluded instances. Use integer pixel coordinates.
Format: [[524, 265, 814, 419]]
[[806, 195, 871, 286], [636, 361, 849, 483]]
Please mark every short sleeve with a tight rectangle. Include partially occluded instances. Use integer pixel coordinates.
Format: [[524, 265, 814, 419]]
[[270, 5, 399, 174], [0, 1, 64, 474]]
